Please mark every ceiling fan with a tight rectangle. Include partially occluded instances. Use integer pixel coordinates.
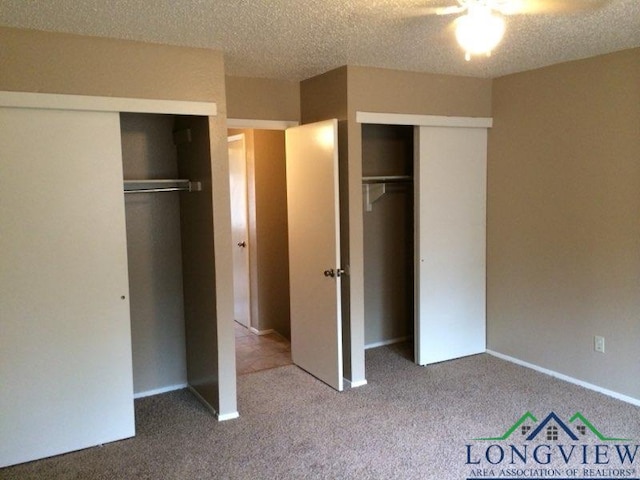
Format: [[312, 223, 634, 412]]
[[423, 0, 607, 61]]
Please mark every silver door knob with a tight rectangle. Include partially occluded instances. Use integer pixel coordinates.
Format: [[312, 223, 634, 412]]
[[323, 268, 345, 278], [237, 241, 247, 248]]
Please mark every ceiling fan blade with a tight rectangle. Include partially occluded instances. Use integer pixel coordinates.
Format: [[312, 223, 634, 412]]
[[507, 0, 610, 15], [402, 0, 466, 17], [433, 5, 468, 15], [410, 5, 467, 16]]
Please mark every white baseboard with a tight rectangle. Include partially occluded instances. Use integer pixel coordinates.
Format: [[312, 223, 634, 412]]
[[187, 385, 240, 421], [217, 411, 241, 421], [249, 326, 275, 336], [365, 336, 411, 350], [134, 383, 187, 399], [343, 377, 368, 389], [487, 350, 640, 407]]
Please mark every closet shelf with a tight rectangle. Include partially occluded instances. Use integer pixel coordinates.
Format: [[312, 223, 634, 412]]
[[123, 179, 200, 194], [362, 175, 412, 184]]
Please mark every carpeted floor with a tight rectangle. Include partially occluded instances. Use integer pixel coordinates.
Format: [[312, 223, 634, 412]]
[[2, 345, 639, 479]]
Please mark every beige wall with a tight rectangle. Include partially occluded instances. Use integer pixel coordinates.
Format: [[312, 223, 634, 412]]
[[301, 67, 348, 123], [487, 48, 640, 400], [348, 66, 492, 117], [226, 76, 300, 121], [252, 130, 292, 337], [0, 27, 221, 102], [228, 128, 291, 338], [0, 27, 237, 416]]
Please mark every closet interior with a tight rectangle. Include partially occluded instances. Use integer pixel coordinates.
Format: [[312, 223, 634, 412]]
[[362, 124, 415, 359], [121, 112, 192, 397]]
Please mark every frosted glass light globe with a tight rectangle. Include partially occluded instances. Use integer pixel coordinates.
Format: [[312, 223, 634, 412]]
[[455, 8, 506, 60]]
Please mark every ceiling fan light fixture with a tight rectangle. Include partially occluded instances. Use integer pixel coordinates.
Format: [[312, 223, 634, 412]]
[[455, 6, 506, 61]]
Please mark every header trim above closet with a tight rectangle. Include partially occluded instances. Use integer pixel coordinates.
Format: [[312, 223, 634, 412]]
[[227, 118, 299, 130], [0, 91, 216, 116], [356, 111, 492, 129]]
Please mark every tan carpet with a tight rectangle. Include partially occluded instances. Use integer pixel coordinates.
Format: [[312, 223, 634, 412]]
[[2, 345, 639, 479]]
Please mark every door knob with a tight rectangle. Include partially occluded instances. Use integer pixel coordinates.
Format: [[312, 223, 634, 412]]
[[237, 241, 247, 248], [324, 268, 345, 278]]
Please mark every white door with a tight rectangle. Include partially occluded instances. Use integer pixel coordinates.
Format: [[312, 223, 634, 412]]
[[286, 119, 343, 391], [0, 107, 135, 467], [414, 126, 487, 365], [228, 134, 251, 328]]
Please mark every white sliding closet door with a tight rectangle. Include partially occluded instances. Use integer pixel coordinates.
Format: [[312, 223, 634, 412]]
[[0, 107, 134, 467], [415, 126, 487, 365]]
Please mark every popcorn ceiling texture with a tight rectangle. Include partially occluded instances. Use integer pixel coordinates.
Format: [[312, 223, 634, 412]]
[[0, 0, 638, 80]]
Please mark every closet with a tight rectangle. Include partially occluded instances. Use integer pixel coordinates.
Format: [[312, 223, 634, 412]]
[[362, 124, 415, 355], [357, 113, 490, 369], [0, 93, 224, 468], [121, 113, 188, 396]]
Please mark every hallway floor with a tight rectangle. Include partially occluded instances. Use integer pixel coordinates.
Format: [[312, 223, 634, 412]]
[[234, 322, 292, 375]]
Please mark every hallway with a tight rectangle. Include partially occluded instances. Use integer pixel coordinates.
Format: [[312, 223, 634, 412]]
[[234, 323, 292, 375]]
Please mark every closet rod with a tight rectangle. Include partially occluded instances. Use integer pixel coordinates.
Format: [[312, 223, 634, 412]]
[[123, 179, 200, 194], [362, 175, 413, 184], [124, 186, 190, 194]]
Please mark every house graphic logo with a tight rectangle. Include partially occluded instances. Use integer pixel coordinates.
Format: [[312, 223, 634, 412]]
[[465, 412, 638, 480], [474, 411, 632, 443]]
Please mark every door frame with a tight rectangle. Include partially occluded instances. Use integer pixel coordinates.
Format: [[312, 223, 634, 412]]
[[227, 119, 298, 338]]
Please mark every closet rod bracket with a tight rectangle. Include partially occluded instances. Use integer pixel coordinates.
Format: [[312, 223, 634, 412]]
[[363, 183, 386, 212]]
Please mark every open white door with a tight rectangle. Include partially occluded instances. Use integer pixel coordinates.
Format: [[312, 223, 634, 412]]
[[286, 119, 343, 391], [0, 107, 135, 467], [415, 126, 487, 365], [228, 134, 251, 328]]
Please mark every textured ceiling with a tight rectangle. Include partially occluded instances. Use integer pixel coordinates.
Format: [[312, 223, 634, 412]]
[[0, 0, 639, 80]]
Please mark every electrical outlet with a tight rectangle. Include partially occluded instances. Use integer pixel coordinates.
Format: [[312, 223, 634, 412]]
[[594, 336, 605, 353]]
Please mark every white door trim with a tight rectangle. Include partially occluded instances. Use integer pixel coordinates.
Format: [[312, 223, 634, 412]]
[[356, 111, 492, 128], [0, 91, 216, 116], [227, 118, 299, 130]]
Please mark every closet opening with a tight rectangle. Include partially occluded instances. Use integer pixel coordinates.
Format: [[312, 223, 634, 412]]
[[226, 127, 292, 376], [121, 112, 215, 401], [121, 112, 188, 398], [362, 123, 415, 363]]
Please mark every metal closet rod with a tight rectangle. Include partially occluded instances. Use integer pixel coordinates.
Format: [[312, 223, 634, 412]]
[[362, 175, 413, 184], [123, 179, 199, 194]]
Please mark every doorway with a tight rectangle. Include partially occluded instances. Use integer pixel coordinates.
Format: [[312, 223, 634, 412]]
[[227, 127, 293, 375]]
